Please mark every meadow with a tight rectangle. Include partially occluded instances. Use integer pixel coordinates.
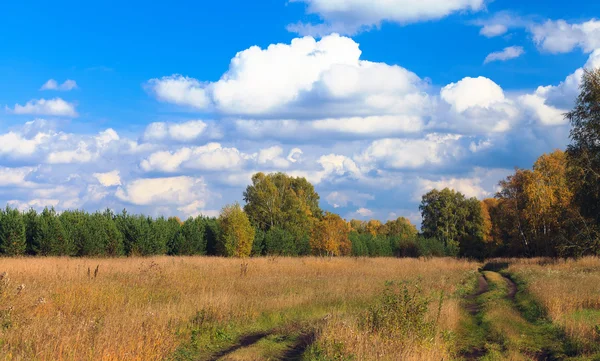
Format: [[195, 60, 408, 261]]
[[0, 257, 599, 361]]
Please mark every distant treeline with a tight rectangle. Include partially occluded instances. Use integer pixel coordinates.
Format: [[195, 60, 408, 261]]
[[0, 205, 453, 258]]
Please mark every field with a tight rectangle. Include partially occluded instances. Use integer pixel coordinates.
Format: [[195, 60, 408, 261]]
[[0, 257, 599, 361]]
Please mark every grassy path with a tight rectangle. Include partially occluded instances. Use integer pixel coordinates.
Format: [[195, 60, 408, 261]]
[[459, 264, 576, 361]]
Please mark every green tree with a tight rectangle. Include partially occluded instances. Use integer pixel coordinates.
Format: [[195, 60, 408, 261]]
[[419, 188, 484, 258], [169, 216, 207, 255], [23, 208, 41, 255], [37, 207, 72, 256], [0, 206, 26, 255], [243, 172, 322, 250], [217, 203, 255, 257]]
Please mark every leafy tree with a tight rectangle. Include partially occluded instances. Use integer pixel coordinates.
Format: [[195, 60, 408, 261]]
[[0, 206, 26, 255], [243, 172, 322, 244], [310, 213, 350, 256], [217, 203, 255, 258], [566, 68, 600, 227], [420, 188, 485, 258], [383, 217, 418, 240], [365, 220, 383, 236]]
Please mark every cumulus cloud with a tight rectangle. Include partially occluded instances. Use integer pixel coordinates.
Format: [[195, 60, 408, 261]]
[[40, 79, 78, 91], [9, 98, 77, 117], [416, 177, 489, 199], [288, 0, 485, 35], [146, 75, 210, 109], [484, 46, 525, 64], [0, 167, 37, 187], [438, 77, 519, 133], [143, 120, 209, 142], [147, 35, 430, 119], [357, 134, 464, 170], [140, 143, 247, 173], [480, 24, 508, 37], [0, 132, 46, 158], [115, 176, 210, 216], [93, 170, 122, 187], [531, 19, 600, 53]]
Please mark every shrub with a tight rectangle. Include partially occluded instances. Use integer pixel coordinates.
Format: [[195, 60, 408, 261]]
[[363, 281, 440, 342]]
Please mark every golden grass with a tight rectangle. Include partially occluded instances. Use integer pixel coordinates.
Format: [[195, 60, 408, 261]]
[[507, 257, 600, 354], [0, 257, 478, 361]]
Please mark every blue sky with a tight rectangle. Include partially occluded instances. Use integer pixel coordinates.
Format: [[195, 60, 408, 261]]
[[1, 0, 599, 224]]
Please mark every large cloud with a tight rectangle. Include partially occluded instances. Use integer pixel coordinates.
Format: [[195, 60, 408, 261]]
[[147, 35, 430, 120], [288, 0, 485, 35]]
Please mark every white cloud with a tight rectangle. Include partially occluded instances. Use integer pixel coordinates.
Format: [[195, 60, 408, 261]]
[[289, 0, 485, 35], [140, 143, 246, 173], [8, 199, 60, 211], [357, 134, 464, 170], [9, 98, 77, 117], [0, 132, 45, 158], [287, 148, 303, 163], [146, 75, 210, 109], [47, 141, 94, 164], [480, 24, 508, 37], [41, 79, 78, 91], [438, 77, 518, 133], [257, 146, 290, 168], [416, 177, 489, 200], [93, 170, 122, 187], [519, 91, 567, 126], [441, 77, 506, 112], [484, 46, 525, 64], [355, 207, 374, 217], [0, 167, 36, 187], [143, 120, 208, 142], [147, 35, 429, 119], [115, 176, 210, 216], [531, 19, 600, 53]]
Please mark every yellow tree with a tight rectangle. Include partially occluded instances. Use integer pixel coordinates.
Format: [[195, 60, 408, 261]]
[[311, 213, 351, 256], [382, 217, 417, 239], [348, 219, 367, 233], [365, 220, 383, 236], [218, 203, 255, 258], [523, 151, 573, 237]]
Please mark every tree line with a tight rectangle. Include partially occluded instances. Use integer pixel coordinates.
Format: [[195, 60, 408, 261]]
[[1, 69, 599, 259], [0, 172, 447, 258], [420, 69, 600, 259]]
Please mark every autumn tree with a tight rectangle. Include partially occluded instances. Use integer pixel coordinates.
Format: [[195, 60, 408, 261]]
[[566, 68, 600, 227], [383, 217, 418, 239], [310, 213, 351, 256], [218, 203, 255, 258], [0, 206, 26, 256]]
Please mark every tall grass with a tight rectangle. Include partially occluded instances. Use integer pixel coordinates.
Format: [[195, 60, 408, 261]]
[[0, 257, 477, 361], [507, 257, 600, 356]]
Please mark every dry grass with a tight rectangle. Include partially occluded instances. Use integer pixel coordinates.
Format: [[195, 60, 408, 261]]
[[507, 257, 600, 355], [0, 257, 478, 361]]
